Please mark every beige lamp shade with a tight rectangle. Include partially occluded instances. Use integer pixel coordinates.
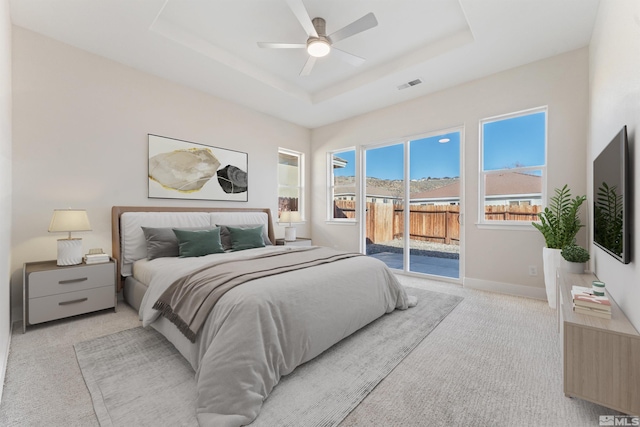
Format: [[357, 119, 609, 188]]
[[279, 210, 301, 225], [48, 209, 92, 237], [48, 209, 91, 266], [280, 211, 301, 241]]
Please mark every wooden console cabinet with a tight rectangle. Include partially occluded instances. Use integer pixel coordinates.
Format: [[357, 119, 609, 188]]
[[557, 270, 640, 414]]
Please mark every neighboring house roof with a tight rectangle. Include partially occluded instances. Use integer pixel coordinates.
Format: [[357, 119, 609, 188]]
[[332, 156, 348, 169], [486, 172, 541, 197], [411, 181, 460, 199], [410, 172, 541, 200]]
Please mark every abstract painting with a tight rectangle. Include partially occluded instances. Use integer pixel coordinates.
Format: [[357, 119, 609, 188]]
[[148, 134, 248, 201]]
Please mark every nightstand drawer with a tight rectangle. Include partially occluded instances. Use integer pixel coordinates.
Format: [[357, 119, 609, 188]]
[[28, 286, 114, 324], [29, 262, 114, 298]]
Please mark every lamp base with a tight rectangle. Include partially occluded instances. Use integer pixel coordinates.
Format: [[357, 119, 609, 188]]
[[57, 238, 83, 266], [284, 227, 297, 242]]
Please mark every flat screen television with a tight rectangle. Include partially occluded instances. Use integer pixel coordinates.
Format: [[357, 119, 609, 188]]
[[593, 125, 630, 264]]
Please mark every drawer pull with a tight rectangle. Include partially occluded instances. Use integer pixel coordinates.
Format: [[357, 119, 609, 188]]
[[59, 298, 88, 306], [59, 277, 88, 285]]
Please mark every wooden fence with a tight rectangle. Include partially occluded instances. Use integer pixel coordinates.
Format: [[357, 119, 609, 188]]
[[334, 201, 541, 245]]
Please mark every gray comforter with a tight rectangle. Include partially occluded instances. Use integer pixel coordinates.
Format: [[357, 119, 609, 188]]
[[139, 246, 415, 426]]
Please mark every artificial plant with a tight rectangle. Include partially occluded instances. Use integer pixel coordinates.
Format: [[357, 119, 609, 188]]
[[532, 184, 587, 249]]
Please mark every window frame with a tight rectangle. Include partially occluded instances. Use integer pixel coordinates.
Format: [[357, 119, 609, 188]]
[[478, 106, 547, 228], [277, 148, 305, 223], [327, 147, 357, 223]]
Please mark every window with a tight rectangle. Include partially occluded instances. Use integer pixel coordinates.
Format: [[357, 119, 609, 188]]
[[328, 148, 356, 221], [480, 107, 546, 224], [278, 148, 304, 221]]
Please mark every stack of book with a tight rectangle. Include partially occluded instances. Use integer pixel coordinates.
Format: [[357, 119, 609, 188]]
[[571, 285, 611, 319], [84, 253, 110, 264]]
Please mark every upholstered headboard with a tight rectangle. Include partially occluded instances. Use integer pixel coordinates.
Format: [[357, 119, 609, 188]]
[[111, 206, 275, 290]]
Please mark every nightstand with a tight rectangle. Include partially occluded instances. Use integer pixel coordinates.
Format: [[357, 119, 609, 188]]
[[276, 237, 312, 247], [23, 259, 117, 333]]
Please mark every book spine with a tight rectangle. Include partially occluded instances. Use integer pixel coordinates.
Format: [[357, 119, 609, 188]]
[[573, 301, 611, 311], [574, 306, 611, 319]]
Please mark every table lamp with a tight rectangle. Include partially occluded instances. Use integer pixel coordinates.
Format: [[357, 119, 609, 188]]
[[48, 209, 92, 266], [280, 210, 301, 241]]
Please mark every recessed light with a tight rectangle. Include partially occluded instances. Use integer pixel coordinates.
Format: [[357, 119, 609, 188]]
[[439, 138, 450, 143]]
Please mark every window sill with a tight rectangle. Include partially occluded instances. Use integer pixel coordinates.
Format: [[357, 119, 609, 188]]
[[475, 222, 539, 231], [325, 220, 358, 226]]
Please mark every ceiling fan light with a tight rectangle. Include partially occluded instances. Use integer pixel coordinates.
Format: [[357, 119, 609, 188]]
[[307, 39, 330, 57]]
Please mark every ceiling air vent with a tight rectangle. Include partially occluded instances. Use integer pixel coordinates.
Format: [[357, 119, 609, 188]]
[[397, 79, 423, 90]]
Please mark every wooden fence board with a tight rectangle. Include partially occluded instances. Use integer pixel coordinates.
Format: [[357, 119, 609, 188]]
[[335, 200, 541, 245]]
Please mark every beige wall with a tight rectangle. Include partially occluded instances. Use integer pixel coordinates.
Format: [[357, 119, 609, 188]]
[[589, 0, 640, 330], [11, 27, 310, 319], [0, 0, 12, 400], [311, 49, 589, 296]]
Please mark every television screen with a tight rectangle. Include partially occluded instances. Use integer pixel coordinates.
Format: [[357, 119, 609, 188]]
[[593, 125, 630, 264]]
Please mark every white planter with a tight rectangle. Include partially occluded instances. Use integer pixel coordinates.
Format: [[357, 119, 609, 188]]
[[542, 247, 562, 309], [562, 259, 585, 274]]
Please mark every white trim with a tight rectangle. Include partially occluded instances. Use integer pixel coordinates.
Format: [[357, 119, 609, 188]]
[[278, 147, 305, 221], [475, 222, 540, 231], [327, 147, 357, 222], [464, 277, 547, 300], [478, 106, 548, 225], [394, 269, 462, 285], [0, 320, 13, 403], [326, 220, 358, 226]]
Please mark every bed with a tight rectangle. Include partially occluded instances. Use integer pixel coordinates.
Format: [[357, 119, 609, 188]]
[[111, 206, 416, 427]]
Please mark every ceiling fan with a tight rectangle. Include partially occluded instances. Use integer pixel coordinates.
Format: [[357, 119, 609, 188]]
[[257, 0, 378, 76]]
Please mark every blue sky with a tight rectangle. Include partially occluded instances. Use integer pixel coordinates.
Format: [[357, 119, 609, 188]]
[[334, 111, 545, 181], [483, 111, 545, 171]]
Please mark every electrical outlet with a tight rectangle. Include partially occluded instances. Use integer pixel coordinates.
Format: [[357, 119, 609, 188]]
[[528, 265, 538, 276]]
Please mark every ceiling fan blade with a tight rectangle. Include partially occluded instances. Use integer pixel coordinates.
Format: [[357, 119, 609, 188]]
[[299, 56, 317, 76], [328, 12, 378, 44], [331, 47, 366, 67], [257, 42, 306, 49], [286, 0, 318, 37]]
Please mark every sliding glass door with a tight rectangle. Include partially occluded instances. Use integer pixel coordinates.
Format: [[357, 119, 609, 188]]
[[364, 130, 461, 279], [364, 143, 405, 269]]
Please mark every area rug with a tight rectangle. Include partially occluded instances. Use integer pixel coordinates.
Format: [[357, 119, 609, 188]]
[[75, 287, 462, 426]]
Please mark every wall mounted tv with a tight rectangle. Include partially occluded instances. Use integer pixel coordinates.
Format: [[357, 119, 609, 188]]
[[593, 125, 630, 264]]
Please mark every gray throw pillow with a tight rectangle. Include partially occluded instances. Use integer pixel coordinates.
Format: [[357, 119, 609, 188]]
[[218, 224, 271, 250], [227, 226, 266, 251], [142, 226, 180, 260], [172, 228, 225, 257]]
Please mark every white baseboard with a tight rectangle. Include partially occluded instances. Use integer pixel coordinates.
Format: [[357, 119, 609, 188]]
[[0, 320, 12, 404], [463, 277, 547, 301]]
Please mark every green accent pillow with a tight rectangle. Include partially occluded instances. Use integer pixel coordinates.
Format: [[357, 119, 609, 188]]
[[228, 226, 266, 251], [218, 224, 271, 250], [172, 228, 224, 257]]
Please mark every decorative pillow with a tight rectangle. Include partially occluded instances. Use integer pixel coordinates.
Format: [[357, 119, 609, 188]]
[[227, 226, 266, 251], [172, 228, 225, 257], [218, 224, 271, 250], [141, 226, 181, 260]]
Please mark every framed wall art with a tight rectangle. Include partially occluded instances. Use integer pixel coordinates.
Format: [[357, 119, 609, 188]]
[[148, 134, 248, 202]]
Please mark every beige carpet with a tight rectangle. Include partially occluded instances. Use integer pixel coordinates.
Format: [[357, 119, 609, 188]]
[[0, 276, 619, 426]]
